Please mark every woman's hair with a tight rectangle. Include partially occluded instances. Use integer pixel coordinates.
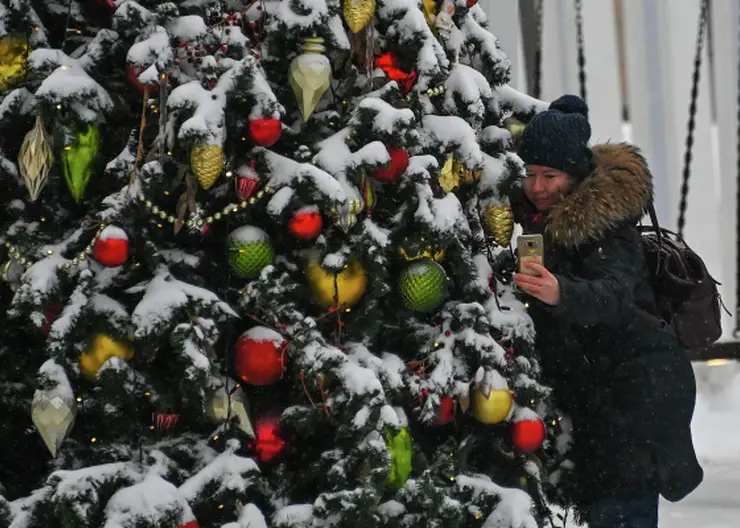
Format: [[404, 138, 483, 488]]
[[517, 94, 594, 181]]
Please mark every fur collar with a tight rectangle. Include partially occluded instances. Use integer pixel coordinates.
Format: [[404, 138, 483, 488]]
[[545, 143, 653, 248]]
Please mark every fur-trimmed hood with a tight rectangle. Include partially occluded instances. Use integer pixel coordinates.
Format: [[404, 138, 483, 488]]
[[543, 143, 653, 248]]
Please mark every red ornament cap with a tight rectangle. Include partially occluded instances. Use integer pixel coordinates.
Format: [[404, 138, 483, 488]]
[[249, 117, 282, 147], [94, 226, 129, 267], [288, 206, 322, 240], [512, 418, 546, 453], [375, 147, 410, 183]]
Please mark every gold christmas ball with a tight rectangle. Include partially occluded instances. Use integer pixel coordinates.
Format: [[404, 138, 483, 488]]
[[79, 334, 134, 382], [190, 144, 224, 189], [305, 258, 368, 309], [0, 33, 28, 91], [344, 0, 376, 33], [472, 387, 513, 424], [482, 202, 514, 247]]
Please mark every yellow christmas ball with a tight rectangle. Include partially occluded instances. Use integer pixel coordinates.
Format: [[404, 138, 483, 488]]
[[472, 387, 513, 424], [190, 144, 224, 189], [79, 334, 134, 382], [305, 259, 368, 309]]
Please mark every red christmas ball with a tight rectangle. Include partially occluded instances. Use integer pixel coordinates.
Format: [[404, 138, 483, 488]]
[[234, 327, 286, 386], [125, 64, 158, 94], [512, 418, 546, 453], [375, 147, 409, 183], [249, 118, 282, 147], [288, 206, 322, 240], [252, 415, 286, 463], [435, 396, 455, 425], [94, 226, 129, 267], [178, 521, 200, 528]]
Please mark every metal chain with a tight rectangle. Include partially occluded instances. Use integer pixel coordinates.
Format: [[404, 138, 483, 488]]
[[533, 0, 544, 99], [677, 0, 710, 238], [574, 0, 587, 103]]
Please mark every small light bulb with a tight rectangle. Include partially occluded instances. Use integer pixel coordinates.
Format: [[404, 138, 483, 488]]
[[91, 437, 97, 443]]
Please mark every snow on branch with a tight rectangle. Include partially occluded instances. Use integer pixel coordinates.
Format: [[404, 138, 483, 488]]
[[179, 442, 260, 502], [128, 265, 238, 340], [258, 149, 346, 203], [28, 49, 113, 122]]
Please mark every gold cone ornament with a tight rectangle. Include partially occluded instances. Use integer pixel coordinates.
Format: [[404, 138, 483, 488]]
[[290, 35, 332, 121], [205, 383, 255, 438], [482, 202, 514, 247], [190, 144, 224, 190], [439, 153, 481, 193], [0, 33, 29, 91], [31, 388, 77, 457], [18, 116, 54, 201], [305, 255, 368, 309], [344, 0, 376, 33]]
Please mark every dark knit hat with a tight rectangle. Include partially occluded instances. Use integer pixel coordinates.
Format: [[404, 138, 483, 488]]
[[517, 94, 594, 181]]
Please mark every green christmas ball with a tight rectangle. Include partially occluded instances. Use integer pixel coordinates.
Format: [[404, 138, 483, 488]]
[[399, 259, 448, 312], [385, 426, 413, 489], [228, 226, 274, 278]]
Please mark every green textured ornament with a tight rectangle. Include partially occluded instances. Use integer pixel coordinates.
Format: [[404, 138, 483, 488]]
[[399, 259, 448, 312], [61, 123, 101, 203], [228, 225, 275, 278], [385, 427, 412, 489]]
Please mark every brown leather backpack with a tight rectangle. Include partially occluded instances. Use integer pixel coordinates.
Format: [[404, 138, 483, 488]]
[[638, 205, 727, 349]]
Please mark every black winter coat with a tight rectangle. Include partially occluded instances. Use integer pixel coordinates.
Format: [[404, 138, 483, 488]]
[[511, 143, 703, 508]]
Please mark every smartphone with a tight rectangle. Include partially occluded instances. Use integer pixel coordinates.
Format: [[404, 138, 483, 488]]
[[517, 234, 544, 275]]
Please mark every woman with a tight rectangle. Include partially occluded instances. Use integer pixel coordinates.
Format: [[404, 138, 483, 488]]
[[510, 95, 703, 527]]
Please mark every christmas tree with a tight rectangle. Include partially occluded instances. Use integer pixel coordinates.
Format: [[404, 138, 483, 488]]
[[0, 0, 558, 526]]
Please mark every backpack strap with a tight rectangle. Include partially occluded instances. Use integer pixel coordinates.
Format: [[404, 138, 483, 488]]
[[647, 202, 663, 247]]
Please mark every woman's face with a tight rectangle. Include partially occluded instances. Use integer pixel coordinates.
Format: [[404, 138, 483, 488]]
[[523, 165, 573, 212]]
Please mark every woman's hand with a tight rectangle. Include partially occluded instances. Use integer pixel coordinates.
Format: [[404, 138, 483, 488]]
[[513, 262, 561, 306]]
